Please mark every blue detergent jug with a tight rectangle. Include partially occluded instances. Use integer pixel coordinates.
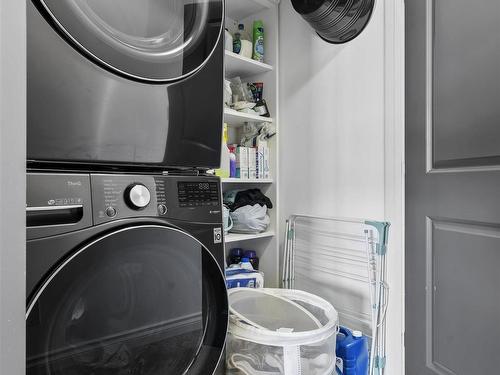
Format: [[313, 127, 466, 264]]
[[336, 326, 369, 375]]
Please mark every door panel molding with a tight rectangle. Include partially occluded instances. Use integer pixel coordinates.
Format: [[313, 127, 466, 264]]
[[426, 217, 500, 374], [425, 0, 500, 173], [425, 217, 457, 375]]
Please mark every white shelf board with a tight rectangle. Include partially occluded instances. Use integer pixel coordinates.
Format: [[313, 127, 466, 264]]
[[226, 0, 277, 21], [224, 108, 273, 127], [225, 51, 273, 78], [222, 178, 274, 184], [225, 231, 276, 243]]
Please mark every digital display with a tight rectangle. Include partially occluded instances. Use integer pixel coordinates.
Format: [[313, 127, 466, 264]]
[[178, 182, 219, 207]]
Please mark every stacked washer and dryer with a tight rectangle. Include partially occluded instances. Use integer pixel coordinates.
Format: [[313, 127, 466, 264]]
[[26, 1, 228, 374]]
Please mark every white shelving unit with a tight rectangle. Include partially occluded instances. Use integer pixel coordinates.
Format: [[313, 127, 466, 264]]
[[223, 0, 280, 287], [225, 231, 276, 244], [225, 51, 273, 78], [224, 108, 273, 127], [225, 0, 278, 21], [222, 178, 273, 184]]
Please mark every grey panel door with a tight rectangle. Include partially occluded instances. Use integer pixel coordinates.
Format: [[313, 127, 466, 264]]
[[406, 1, 500, 374]]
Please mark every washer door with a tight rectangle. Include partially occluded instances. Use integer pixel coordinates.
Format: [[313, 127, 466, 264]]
[[33, 0, 224, 82], [26, 225, 228, 375]]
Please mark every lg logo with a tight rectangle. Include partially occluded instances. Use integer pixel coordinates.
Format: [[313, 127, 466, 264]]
[[213, 228, 222, 244]]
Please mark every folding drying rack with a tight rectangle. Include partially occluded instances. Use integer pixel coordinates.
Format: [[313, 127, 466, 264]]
[[282, 215, 390, 375]]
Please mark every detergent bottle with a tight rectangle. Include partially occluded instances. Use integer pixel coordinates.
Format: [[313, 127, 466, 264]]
[[215, 124, 230, 178], [336, 327, 369, 375]]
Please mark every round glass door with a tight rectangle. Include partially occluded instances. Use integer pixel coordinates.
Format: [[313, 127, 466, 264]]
[[35, 0, 224, 82], [26, 225, 228, 375]]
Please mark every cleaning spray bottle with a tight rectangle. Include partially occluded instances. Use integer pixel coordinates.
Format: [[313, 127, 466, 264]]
[[252, 20, 265, 62]]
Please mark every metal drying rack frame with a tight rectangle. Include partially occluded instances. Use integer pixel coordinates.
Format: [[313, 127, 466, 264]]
[[282, 214, 390, 375]]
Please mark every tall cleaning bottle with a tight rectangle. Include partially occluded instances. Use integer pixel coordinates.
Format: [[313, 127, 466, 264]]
[[252, 20, 265, 62], [215, 124, 230, 178]]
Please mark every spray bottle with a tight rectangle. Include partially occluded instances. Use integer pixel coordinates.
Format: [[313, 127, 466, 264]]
[[252, 20, 265, 62]]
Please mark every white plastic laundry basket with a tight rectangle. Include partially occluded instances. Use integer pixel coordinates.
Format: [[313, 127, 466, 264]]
[[226, 288, 339, 375]]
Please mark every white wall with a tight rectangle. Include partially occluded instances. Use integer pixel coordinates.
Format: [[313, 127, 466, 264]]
[[279, 0, 405, 373], [0, 0, 27, 373], [279, 1, 385, 219]]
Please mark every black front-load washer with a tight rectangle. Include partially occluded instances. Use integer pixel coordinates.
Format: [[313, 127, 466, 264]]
[[27, 0, 224, 170], [26, 172, 228, 375]]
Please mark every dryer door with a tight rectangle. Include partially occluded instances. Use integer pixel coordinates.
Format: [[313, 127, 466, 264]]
[[33, 0, 224, 82], [26, 225, 227, 375]]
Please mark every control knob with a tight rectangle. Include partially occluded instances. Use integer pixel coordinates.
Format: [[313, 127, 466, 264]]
[[125, 184, 151, 209]]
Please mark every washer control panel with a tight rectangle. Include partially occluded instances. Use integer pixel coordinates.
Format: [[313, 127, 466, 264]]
[[91, 174, 221, 225], [26, 173, 222, 239]]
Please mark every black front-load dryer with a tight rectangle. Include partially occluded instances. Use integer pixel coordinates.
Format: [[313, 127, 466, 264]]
[[26, 173, 228, 375], [27, 0, 224, 170]]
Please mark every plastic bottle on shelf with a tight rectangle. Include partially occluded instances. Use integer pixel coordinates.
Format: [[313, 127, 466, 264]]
[[215, 124, 230, 178], [233, 27, 241, 54], [252, 20, 265, 62], [228, 248, 244, 265], [243, 250, 259, 270], [229, 152, 237, 178]]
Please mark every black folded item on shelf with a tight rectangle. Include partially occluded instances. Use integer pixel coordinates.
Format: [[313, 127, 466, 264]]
[[224, 189, 273, 211]]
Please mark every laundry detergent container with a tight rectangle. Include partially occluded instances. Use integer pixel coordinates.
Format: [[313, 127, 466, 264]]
[[226, 288, 339, 375]]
